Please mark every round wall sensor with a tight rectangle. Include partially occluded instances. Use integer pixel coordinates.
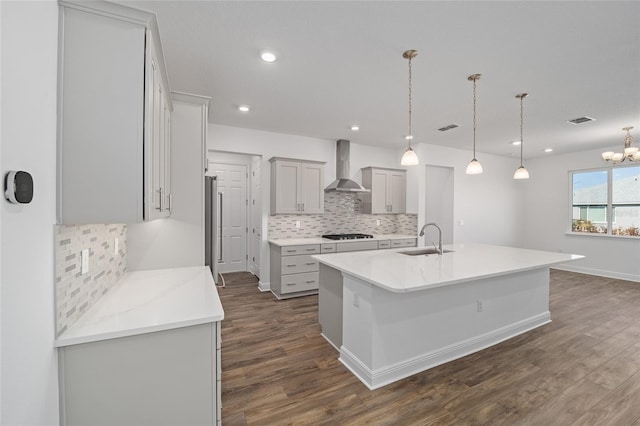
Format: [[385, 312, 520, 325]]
[[4, 171, 33, 204]]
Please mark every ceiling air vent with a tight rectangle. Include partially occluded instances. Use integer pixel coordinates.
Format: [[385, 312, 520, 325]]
[[438, 124, 459, 132], [567, 116, 596, 125]]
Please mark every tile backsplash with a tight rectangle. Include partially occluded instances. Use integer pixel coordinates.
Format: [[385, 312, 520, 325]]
[[55, 224, 126, 336], [268, 192, 417, 239]]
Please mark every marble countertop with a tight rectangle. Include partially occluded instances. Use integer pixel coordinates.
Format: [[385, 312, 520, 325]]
[[55, 266, 224, 347], [312, 243, 584, 293], [269, 234, 417, 246]]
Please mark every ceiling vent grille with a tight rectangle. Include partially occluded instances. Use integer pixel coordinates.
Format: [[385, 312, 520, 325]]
[[438, 124, 459, 132], [567, 116, 596, 125]]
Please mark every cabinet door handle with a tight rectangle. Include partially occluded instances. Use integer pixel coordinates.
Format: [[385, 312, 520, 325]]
[[286, 283, 296, 286], [286, 249, 296, 253], [305, 280, 316, 284], [157, 188, 164, 211], [305, 262, 315, 265], [286, 264, 296, 267], [167, 193, 173, 212], [306, 248, 316, 251], [302, 203, 305, 211]]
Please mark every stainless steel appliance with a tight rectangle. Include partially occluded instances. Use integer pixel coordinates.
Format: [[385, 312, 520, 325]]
[[205, 176, 220, 284], [322, 233, 374, 240]]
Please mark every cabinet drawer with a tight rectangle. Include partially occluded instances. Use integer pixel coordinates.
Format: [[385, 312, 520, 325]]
[[321, 243, 337, 253], [281, 272, 319, 294], [281, 245, 320, 256], [378, 240, 391, 249], [281, 255, 319, 274], [337, 240, 379, 253], [390, 238, 417, 248]]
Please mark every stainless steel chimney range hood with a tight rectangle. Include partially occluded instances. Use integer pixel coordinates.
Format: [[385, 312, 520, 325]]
[[324, 139, 370, 193]]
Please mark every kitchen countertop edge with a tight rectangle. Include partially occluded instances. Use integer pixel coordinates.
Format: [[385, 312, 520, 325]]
[[55, 266, 224, 348], [269, 234, 417, 246]]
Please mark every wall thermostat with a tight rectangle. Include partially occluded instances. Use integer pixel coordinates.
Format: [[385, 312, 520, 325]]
[[4, 171, 34, 204]]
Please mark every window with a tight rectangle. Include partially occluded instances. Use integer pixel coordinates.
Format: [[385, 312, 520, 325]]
[[571, 166, 640, 237]]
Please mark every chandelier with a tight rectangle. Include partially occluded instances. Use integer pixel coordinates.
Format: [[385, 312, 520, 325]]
[[602, 127, 640, 163], [400, 50, 419, 166]]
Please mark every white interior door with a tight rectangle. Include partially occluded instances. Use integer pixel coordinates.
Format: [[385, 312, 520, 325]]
[[211, 163, 247, 273]]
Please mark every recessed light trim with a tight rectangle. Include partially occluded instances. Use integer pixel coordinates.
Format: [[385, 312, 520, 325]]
[[260, 51, 277, 63], [238, 105, 250, 112], [351, 125, 360, 131], [544, 148, 553, 153]]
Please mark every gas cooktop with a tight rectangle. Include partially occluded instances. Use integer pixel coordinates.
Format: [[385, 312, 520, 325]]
[[322, 233, 374, 241]]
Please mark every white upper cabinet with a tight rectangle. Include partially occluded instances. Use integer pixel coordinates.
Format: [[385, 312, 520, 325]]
[[57, 1, 172, 224], [270, 158, 325, 215], [361, 167, 406, 214]]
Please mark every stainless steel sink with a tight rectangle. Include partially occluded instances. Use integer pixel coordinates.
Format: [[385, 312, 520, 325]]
[[399, 248, 454, 256]]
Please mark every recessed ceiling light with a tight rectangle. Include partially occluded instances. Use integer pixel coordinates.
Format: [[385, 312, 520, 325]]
[[260, 51, 277, 63], [511, 141, 521, 146], [544, 148, 553, 153], [351, 125, 360, 131], [238, 105, 250, 112]]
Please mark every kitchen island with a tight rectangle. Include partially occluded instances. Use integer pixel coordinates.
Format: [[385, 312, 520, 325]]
[[313, 243, 583, 389]]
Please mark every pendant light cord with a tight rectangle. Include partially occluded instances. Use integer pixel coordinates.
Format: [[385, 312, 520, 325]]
[[408, 55, 412, 148], [472, 77, 477, 158], [520, 95, 524, 167]]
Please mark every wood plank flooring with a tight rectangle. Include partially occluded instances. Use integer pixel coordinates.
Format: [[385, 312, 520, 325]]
[[218, 270, 640, 425]]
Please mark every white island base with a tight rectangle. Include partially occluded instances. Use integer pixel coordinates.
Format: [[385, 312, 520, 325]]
[[316, 244, 583, 390]]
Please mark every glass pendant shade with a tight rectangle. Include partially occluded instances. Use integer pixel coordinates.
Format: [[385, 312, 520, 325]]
[[612, 152, 624, 162], [466, 159, 483, 174], [401, 147, 419, 166], [513, 166, 530, 179], [634, 151, 640, 161]]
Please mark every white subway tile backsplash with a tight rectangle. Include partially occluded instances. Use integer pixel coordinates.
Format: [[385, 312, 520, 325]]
[[55, 224, 126, 336]]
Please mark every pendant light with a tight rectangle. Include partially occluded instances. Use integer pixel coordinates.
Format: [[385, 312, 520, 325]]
[[400, 50, 419, 166], [465, 74, 483, 174], [514, 93, 530, 179]]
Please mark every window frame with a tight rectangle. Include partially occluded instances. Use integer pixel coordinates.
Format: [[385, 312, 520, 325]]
[[569, 165, 639, 239]]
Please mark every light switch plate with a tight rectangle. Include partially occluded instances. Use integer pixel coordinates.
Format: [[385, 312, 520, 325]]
[[295, 220, 301, 229], [81, 249, 89, 275]]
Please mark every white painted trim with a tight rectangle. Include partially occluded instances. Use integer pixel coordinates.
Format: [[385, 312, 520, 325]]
[[258, 281, 270, 292], [553, 264, 640, 283], [339, 312, 551, 390], [171, 91, 211, 105], [320, 333, 340, 352]]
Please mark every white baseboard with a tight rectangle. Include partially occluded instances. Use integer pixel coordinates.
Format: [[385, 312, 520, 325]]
[[320, 333, 340, 352], [553, 264, 640, 283], [339, 312, 551, 390], [257, 281, 270, 292]]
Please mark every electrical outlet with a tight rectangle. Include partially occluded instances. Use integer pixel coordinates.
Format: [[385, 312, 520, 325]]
[[114, 238, 119, 255], [376, 219, 381, 226], [81, 249, 89, 275], [477, 300, 483, 312], [458, 219, 465, 226], [353, 294, 360, 307], [295, 220, 301, 229]]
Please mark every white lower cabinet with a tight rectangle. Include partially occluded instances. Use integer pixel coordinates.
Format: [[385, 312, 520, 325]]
[[58, 323, 221, 426], [270, 238, 416, 298]]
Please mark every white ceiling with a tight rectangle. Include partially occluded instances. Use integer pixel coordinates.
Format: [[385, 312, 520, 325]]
[[119, 1, 640, 159]]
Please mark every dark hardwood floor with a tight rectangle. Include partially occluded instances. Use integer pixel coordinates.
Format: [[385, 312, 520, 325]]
[[218, 270, 640, 425]]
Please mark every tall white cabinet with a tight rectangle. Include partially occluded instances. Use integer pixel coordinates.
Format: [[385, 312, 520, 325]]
[[269, 158, 325, 215], [360, 167, 407, 214], [57, 1, 172, 224]]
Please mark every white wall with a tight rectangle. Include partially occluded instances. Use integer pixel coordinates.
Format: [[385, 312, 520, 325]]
[[1, 1, 60, 424], [208, 124, 526, 285], [522, 145, 640, 282], [412, 142, 526, 247], [128, 95, 209, 271]]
